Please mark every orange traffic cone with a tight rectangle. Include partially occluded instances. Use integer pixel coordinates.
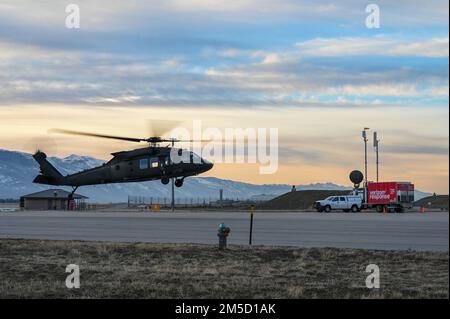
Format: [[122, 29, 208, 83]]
[[420, 206, 426, 214]]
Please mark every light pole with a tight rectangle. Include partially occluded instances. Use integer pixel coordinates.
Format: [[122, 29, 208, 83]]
[[362, 128, 369, 184], [171, 139, 175, 212], [362, 128, 369, 202], [373, 131, 380, 182]]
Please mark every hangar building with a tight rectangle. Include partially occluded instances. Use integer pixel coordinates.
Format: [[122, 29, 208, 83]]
[[20, 189, 88, 210]]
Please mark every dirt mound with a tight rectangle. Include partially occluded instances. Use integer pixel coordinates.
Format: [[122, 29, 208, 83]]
[[260, 190, 351, 210], [415, 195, 449, 210]]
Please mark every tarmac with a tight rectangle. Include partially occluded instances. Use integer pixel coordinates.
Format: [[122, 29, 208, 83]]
[[0, 210, 448, 251]]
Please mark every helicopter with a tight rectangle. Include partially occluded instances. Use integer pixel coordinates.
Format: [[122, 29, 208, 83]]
[[32, 127, 214, 198]]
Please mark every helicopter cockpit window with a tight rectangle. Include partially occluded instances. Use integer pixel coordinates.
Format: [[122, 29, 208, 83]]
[[191, 152, 202, 164], [139, 158, 148, 170]]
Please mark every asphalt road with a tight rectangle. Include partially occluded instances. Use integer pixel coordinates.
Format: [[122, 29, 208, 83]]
[[0, 211, 448, 251]]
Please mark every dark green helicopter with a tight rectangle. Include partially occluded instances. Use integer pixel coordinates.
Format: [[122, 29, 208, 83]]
[[32, 128, 213, 198]]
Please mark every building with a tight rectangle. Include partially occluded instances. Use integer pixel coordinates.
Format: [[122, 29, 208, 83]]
[[20, 189, 88, 210]]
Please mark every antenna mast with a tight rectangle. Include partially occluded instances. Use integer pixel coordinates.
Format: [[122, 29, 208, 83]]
[[374, 131, 380, 182]]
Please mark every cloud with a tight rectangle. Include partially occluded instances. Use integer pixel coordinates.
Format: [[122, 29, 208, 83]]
[[383, 145, 449, 155], [0, 40, 447, 107], [84, 95, 142, 104], [0, 2, 448, 107], [390, 38, 449, 58], [3, 1, 448, 29], [323, 84, 450, 97], [295, 36, 449, 58]]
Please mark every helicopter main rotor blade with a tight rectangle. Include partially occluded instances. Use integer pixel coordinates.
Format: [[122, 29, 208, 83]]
[[172, 139, 212, 143], [147, 119, 183, 137], [49, 128, 144, 143], [158, 138, 212, 143]]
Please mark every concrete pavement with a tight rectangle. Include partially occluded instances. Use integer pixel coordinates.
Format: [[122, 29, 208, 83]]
[[0, 210, 448, 251]]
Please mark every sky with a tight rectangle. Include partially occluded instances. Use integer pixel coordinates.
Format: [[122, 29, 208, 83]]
[[0, 0, 448, 193]]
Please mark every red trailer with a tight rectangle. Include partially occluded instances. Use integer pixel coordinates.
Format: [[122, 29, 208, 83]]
[[366, 182, 415, 213]]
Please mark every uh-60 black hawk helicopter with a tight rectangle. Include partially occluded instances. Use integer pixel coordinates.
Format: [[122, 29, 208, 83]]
[[32, 128, 213, 200]]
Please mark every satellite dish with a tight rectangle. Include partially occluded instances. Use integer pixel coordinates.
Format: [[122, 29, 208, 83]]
[[349, 170, 364, 187]]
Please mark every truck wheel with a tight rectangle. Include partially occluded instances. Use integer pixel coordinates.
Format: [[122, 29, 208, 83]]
[[324, 205, 331, 213], [376, 205, 384, 213], [351, 205, 359, 213]]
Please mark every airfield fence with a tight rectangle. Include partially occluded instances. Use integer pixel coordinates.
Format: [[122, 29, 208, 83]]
[[127, 195, 257, 208]]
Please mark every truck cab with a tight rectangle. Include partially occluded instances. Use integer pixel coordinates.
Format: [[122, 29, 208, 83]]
[[314, 195, 362, 213]]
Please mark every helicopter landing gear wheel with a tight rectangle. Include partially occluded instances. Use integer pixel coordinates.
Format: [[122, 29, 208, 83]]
[[67, 186, 78, 211], [161, 177, 170, 185], [69, 186, 78, 200], [175, 178, 184, 188]]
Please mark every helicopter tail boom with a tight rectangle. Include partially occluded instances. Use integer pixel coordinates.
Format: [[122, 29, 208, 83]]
[[32, 151, 63, 185]]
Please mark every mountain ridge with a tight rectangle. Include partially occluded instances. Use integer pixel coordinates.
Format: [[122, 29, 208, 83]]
[[0, 149, 431, 203]]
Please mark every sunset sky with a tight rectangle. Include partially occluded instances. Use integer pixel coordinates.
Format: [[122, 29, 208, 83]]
[[0, 1, 448, 193]]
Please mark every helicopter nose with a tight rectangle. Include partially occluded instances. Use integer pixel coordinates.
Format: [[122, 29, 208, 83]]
[[202, 159, 213, 171]]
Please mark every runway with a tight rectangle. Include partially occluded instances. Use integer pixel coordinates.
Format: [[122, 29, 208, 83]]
[[0, 211, 448, 251]]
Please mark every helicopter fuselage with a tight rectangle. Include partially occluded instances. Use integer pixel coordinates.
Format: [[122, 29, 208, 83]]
[[33, 146, 213, 187]]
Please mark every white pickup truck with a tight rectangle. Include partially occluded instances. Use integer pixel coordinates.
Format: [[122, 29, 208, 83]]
[[314, 195, 362, 213]]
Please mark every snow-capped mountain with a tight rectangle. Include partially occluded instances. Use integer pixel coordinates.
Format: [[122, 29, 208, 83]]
[[0, 149, 431, 203]]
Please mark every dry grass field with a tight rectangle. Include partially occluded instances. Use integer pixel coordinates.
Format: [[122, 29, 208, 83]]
[[0, 239, 448, 299]]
